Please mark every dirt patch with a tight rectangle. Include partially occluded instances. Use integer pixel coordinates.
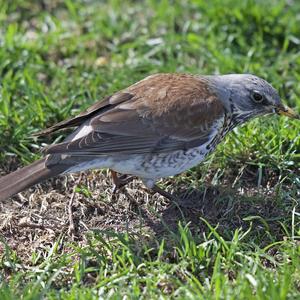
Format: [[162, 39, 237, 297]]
[[0, 162, 293, 263]]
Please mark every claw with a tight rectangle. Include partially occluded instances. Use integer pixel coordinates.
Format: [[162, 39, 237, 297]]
[[110, 170, 134, 193]]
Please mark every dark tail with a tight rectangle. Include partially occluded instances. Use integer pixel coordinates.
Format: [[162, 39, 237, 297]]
[[0, 157, 66, 201]]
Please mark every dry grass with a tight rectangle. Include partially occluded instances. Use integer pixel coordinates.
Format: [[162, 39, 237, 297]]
[[0, 1, 299, 298], [0, 161, 291, 264]]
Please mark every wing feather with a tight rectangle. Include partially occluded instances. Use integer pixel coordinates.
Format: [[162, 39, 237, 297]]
[[44, 73, 225, 156]]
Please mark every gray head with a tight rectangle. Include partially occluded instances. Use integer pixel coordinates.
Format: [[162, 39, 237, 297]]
[[210, 74, 298, 123]]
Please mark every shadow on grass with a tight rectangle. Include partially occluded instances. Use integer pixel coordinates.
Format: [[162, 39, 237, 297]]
[[136, 185, 288, 245]]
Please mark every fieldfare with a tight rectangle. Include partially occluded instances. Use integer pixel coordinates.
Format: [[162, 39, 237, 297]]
[[0, 73, 298, 201]]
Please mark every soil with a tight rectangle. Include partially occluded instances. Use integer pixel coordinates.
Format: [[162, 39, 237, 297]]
[[0, 160, 291, 263]]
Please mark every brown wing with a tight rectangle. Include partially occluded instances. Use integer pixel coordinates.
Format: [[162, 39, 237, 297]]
[[34, 93, 134, 136], [44, 73, 225, 155]]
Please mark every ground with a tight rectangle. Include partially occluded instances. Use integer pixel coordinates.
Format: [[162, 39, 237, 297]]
[[0, 0, 299, 299]]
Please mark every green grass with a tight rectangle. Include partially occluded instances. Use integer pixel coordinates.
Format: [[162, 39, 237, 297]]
[[0, 0, 299, 299], [1, 226, 300, 299]]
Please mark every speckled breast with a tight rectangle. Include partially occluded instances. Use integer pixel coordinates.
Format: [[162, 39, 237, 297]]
[[115, 115, 233, 180]]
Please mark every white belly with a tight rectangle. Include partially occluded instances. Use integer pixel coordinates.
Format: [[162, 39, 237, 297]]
[[64, 117, 225, 181], [65, 143, 210, 180]]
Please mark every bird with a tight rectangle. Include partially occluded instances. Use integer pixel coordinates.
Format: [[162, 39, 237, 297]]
[[0, 73, 298, 201]]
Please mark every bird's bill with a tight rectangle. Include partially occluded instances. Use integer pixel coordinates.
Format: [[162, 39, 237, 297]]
[[276, 105, 299, 119]]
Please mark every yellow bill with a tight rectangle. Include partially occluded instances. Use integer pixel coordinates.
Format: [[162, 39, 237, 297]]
[[276, 105, 299, 119]]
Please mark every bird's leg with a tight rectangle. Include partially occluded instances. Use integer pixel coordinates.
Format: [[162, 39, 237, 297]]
[[110, 170, 134, 193], [151, 184, 179, 203], [110, 170, 139, 209], [142, 179, 177, 202]]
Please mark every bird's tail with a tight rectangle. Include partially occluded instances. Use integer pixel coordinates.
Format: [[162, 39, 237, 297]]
[[0, 157, 66, 201]]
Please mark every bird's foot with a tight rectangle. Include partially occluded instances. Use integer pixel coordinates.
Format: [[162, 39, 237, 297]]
[[110, 170, 134, 194], [110, 170, 140, 210]]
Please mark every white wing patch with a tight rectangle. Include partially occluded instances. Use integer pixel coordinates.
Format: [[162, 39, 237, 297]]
[[63, 122, 93, 142]]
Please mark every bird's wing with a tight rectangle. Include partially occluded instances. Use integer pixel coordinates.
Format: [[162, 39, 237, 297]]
[[34, 93, 134, 136], [44, 73, 225, 155]]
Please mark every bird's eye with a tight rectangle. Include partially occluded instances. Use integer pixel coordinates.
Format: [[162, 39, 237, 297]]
[[251, 91, 264, 103]]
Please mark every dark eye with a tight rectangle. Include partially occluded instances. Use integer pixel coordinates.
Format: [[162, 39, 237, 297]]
[[251, 91, 264, 103]]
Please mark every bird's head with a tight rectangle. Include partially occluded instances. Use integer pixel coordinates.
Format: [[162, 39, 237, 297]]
[[211, 74, 299, 123]]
